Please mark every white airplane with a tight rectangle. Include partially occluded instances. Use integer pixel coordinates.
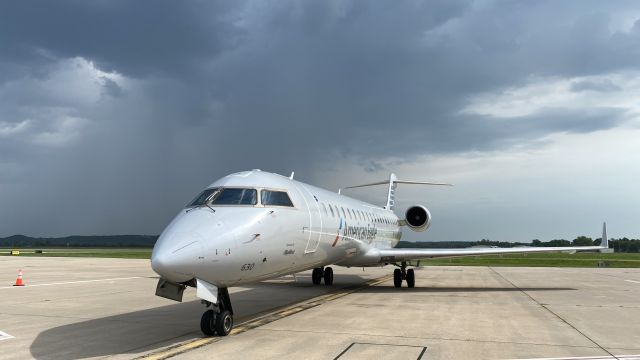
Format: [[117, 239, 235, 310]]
[[151, 169, 608, 336]]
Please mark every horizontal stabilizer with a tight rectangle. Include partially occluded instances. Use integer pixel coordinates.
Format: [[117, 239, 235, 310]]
[[341, 173, 452, 210], [342, 179, 453, 190]]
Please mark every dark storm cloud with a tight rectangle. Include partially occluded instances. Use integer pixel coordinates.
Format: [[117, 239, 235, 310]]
[[0, 0, 243, 78], [196, 0, 640, 159], [1, 1, 639, 236]]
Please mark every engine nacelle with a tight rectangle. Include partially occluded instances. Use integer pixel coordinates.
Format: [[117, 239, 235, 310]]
[[404, 205, 432, 232]]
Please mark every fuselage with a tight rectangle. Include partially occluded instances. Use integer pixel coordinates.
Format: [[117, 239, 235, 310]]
[[151, 170, 402, 287]]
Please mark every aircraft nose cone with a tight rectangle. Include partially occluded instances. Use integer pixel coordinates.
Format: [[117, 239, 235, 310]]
[[151, 234, 204, 283]]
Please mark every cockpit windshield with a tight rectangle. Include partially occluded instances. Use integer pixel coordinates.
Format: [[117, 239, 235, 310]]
[[187, 187, 268, 208], [211, 188, 257, 205], [187, 188, 220, 207]]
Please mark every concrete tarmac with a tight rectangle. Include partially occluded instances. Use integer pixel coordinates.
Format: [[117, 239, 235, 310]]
[[0, 257, 638, 360]]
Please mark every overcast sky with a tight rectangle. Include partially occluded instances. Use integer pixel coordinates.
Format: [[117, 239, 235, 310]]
[[1, 1, 639, 242]]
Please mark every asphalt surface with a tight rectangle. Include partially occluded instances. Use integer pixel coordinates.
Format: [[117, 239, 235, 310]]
[[1, 257, 638, 360]]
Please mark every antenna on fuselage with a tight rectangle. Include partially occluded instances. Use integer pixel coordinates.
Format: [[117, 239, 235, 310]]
[[289, 171, 295, 179]]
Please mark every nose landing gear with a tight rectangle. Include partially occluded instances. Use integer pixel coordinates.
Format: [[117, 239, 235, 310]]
[[311, 266, 334, 285], [200, 287, 234, 336], [393, 261, 415, 288]]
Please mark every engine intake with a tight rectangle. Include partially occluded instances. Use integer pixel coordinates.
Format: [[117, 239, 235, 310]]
[[404, 205, 431, 232]]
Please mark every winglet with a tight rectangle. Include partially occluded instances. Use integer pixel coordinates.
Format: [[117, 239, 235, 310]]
[[601, 222, 608, 248]]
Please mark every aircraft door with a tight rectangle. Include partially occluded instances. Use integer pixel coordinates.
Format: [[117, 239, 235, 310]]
[[295, 183, 322, 254]]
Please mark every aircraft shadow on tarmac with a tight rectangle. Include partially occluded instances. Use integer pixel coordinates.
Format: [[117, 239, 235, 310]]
[[29, 274, 575, 359], [29, 274, 371, 359]]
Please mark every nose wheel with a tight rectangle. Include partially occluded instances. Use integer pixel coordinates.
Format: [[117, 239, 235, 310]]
[[200, 310, 215, 336], [312, 267, 334, 285], [200, 287, 234, 336]]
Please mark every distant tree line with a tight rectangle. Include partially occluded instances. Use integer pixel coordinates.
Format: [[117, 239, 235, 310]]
[[609, 238, 640, 253], [2, 234, 639, 252], [0, 235, 158, 248]]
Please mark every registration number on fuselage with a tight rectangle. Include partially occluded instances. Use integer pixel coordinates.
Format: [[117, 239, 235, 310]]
[[240, 263, 255, 271]]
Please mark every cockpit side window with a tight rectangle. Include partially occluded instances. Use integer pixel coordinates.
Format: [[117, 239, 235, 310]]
[[261, 190, 294, 207], [187, 188, 220, 207], [211, 188, 257, 205]]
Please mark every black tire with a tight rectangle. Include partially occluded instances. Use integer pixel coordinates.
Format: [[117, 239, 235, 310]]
[[311, 268, 324, 285], [215, 310, 233, 336], [200, 310, 216, 336], [406, 269, 415, 288], [323, 267, 334, 285], [393, 269, 402, 288]]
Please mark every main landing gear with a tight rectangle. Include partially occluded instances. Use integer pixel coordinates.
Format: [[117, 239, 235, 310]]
[[311, 266, 334, 285], [200, 287, 234, 336], [393, 261, 415, 288]]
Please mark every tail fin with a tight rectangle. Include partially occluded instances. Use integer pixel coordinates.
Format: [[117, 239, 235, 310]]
[[601, 222, 608, 248], [341, 173, 453, 210]]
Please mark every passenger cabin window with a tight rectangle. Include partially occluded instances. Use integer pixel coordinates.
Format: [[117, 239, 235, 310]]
[[211, 188, 257, 205], [261, 190, 294, 207], [321, 203, 328, 216], [329, 204, 335, 217], [187, 188, 220, 207]]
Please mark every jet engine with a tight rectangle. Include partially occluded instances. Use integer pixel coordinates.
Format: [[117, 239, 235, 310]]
[[404, 205, 431, 232]]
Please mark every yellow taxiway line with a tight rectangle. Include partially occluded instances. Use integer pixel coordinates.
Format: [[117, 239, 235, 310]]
[[136, 274, 392, 360]]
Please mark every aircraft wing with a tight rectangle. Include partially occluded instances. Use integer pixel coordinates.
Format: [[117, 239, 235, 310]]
[[376, 245, 605, 263], [366, 222, 610, 264]]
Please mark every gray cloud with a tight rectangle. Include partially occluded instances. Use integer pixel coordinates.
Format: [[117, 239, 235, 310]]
[[0, 1, 639, 237], [571, 79, 622, 92], [0, 1, 244, 78]]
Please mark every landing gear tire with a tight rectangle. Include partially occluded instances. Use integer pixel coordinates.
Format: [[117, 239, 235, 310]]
[[323, 267, 334, 285], [200, 310, 216, 336], [312, 268, 322, 285], [200, 287, 234, 337], [215, 310, 233, 336], [406, 269, 415, 288], [393, 268, 402, 288]]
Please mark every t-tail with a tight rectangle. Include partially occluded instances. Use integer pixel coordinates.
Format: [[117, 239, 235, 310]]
[[342, 173, 453, 210]]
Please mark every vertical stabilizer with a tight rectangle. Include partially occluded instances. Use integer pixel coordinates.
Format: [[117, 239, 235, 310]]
[[385, 173, 398, 210], [601, 222, 608, 248]]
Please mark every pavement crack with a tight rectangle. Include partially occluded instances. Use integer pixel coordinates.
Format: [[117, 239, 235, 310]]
[[489, 267, 620, 360], [253, 327, 603, 349]]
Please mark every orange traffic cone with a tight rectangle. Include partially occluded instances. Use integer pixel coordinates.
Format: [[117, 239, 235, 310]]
[[13, 269, 24, 286]]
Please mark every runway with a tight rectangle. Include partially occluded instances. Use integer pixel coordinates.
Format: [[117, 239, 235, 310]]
[[1, 257, 639, 360]]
